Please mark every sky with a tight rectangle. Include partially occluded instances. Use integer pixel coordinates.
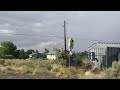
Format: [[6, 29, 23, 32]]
[[0, 11, 120, 52]]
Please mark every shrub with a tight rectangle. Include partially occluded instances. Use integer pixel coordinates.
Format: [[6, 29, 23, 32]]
[[54, 59, 66, 66], [20, 65, 34, 74], [40, 68, 49, 74], [33, 67, 49, 75], [84, 71, 99, 79], [5, 59, 27, 67], [58, 67, 78, 78], [63, 69, 71, 76], [50, 64, 78, 78], [103, 67, 117, 79], [51, 64, 61, 72], [1, 59, 108, 79], [75, 59, 82, 67], [68, 67, 78, 75], [81, 59, 93, 70], [102, 61, 120, 79], [112, 61, 119, 69], [0, 59, 5, 65], [0, 66, 13, 73], [4, 59, 60, 75], [91, 67, 101, 74], [6, 66, 12, 70], [5, 61, 11, 66]]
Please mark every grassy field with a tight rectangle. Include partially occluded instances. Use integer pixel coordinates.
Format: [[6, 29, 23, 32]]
[[0, 59, 120, 79]]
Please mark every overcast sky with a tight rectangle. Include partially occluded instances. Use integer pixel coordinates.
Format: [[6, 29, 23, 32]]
[[0, 11, 120, 52]]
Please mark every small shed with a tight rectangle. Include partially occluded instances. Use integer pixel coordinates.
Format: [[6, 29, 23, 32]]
[[47, 52, 57, 60], [87, 42, 120, 67]]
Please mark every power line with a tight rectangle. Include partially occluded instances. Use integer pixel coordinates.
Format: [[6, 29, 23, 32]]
[[0, 33, 64, 38], [0, 32, 117, 43]]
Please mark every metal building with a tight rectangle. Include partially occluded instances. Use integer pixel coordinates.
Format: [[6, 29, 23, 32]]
[[87, 42, 120, 67]]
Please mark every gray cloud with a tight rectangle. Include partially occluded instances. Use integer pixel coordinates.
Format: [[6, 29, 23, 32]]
[[0, 11, 120, 52]]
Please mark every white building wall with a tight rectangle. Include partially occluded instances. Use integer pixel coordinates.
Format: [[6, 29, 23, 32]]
[[47, 55, 57, 60], [88, 44, 107, 67]]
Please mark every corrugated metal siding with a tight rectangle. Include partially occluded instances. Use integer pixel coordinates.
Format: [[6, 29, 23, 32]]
[[107, 47, 120, 67], [87, 42, 120, 67], [88, 48, 106, 67], [87, 42, 120, 50]]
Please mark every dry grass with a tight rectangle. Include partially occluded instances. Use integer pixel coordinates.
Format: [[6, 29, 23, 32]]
[[0, 59, 119, 79], [0, 59, 101, 79]]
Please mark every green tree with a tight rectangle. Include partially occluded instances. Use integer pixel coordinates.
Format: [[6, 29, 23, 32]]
[[35, 50, 39, 54], [79, 51, 87, 59], [34, 50, 40, 58], [53, 48, 60, 53], [14, 50, 20, 58], [52, 48, 65, 59], [75, 51, 88, 66], [26, 49, 35, 55], [19, 49, 28, 59], [44, 48, 49, 55], [0, 41, 17, 57], [0, 47, 4, 57]]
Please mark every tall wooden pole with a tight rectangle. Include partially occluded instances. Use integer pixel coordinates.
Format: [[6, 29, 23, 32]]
[[64, 21, 67, 55]]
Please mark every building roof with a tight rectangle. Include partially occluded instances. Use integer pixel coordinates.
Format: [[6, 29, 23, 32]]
[[98, 42, 120, 48], [47, 52, 56, 55], [87, 42, 120, 50]]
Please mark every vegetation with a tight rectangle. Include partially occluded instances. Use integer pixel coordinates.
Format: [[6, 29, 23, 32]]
[[44, 48, 49, 55], [101, 61, 120, 79], [0, 58, 120, 79], [0, 40, 120, 79], [0, 41, 17, 57], [52, 48, 65, 60], [0, 59, 67, 78], [0, 41, 42, 59], [74, 51, 88, 67]]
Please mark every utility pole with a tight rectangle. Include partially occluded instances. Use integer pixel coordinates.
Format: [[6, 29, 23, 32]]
[[69, 52, 70, 67], [64, 21, 67, 55]]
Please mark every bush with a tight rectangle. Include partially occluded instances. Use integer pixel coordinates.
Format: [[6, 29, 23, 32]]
[[102, 68, 119, 79], [4, 59, 65, 75], [1, 59, 107, 79], [51, 64, 61, 72], [59, 67, 78, 78], [81, 59, 93, 70], [51, 63, 78, 78], [63, 69, 71, 76], [54, 59, 66, 66], [0, 66, 13, 73], [5, 60, 11, 66], [75, 59, 82, 67], [84, 71, 99, 79], [5, 59, 26, 67], [102, 61, 120, 79], [20, 65, 34, 74], [112, 61, 119, 69], [33, 67, 49, 75], [0, 59, 5, 65], [68, 67, 78, 75], [91, 67, 101, 74]]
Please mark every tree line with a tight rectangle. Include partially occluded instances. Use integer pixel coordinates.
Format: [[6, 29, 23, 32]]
[[0, 41, 68, 59], [0, 41, 50, 59], [0, 40, 88, 67]]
